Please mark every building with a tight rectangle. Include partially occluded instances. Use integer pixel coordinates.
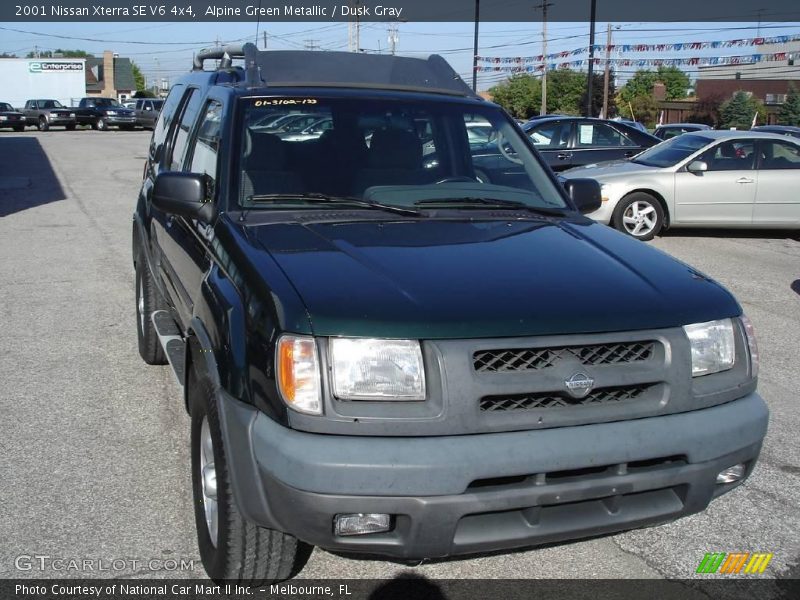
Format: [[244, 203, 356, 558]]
[[85, 50, 136, 102], [0, 58, 86, 108]]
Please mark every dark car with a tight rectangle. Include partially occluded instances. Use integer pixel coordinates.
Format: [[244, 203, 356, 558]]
[[0, 102, 26, 131], [469, 116, 661, 178], [74, 97, 137, 130], [654, 123, 713, 140], [751, 125, 800, 139], [133, 44, 767, 584], [134, 98, 164, 129]]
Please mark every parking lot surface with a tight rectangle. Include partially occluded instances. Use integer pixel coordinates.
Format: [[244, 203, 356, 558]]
[[1, 130, 798, 582]]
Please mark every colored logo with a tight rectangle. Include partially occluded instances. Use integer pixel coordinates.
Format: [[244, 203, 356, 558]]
[[696, 552, 773, 574]]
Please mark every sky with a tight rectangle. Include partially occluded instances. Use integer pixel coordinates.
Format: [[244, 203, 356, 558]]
[[1, 20, 799, 92]]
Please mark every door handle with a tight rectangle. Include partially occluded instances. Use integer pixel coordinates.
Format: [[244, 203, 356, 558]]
[[556, 152, 573, 160], [736, 177, 754, 184]]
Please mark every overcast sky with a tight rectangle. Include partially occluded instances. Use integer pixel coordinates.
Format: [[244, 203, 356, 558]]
[[1, 20, 798, 91]]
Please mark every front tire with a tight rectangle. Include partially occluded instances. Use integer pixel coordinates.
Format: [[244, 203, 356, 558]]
[[94, 118, 108, 131], [189, 362, 309, 583], [612, 192, 665, 241], [135, 253, 167, 365], [38, 117, 49, 132]]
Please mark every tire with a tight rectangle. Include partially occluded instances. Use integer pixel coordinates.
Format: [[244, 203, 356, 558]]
[[135, 253, 167, 365], [38, 117, 49, 132], [189, 361, 310, 584], [65, 124, 76, 131], [612, 192, 665, 241], [94, 118, 108, 131]]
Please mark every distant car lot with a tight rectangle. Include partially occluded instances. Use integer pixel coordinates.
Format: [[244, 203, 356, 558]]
[[1, 130, 798, 584]]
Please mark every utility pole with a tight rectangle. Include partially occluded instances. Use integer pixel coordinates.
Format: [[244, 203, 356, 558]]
[[348, 1, 362, 52], [263, 31, 268, 49], [472, 0, 480, 92], [602, 23, 612, 119], [535, 2, 553, 116], [585, 0, 597, 117], [388, 23, 399, 55], [304, 39, 320, 51]]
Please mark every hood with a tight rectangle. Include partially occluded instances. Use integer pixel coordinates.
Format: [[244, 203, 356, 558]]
[[0, 110, 23, 116], [562, 159, 662, 180], [242, 217, 740, 339]]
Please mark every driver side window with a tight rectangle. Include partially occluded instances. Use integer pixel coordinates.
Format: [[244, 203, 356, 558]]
[[701, 140, 756, 171]]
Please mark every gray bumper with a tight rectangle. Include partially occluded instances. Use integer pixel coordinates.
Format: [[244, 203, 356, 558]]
[[219, 392, 768, 559], [105, 115, 136, 125]]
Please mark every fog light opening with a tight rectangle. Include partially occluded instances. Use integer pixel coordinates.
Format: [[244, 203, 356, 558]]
[[716, 463, 746, 484], [334, 513, 392, 537]]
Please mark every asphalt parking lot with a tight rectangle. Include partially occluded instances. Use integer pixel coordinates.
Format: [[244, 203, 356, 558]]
[[1, 130, 799, 586]]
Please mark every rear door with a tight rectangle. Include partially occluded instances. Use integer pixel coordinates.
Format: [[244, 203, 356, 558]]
[[752, 138, 800, 225], [673, 139, 757, 224], [571, 121, 641, 168]]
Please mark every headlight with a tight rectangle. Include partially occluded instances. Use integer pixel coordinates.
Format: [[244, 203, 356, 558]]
[[740, 315, 759, 378], [105, 110, 117, 115], [276, 335, 321, 415], [683, 318, 735, 377], [330, 338, 426, 400], [0, 116, 7, 121]]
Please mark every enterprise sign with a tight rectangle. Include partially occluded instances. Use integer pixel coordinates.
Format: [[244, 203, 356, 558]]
[[28, 62, 84, 73]]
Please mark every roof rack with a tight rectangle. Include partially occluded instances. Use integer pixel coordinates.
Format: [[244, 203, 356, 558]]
[[192, 43, 478, 98]]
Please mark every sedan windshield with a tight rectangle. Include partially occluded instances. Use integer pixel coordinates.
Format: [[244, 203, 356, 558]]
[[633, 134, 711, 168], [238, 97, 566, 211]]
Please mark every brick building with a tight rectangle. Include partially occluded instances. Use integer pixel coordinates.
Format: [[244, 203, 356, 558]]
[[85, 50, 136, 101]]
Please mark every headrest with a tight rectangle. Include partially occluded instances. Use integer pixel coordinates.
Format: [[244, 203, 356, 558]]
[[244, 130, 287, 169], [368, 128, 422, 169]]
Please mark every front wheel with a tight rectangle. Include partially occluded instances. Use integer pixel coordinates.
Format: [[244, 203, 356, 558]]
[[612, 192, 665, 241], [189, 362, 310, 583], [38, 117, 49, 132], [94, 118, 108, 131]]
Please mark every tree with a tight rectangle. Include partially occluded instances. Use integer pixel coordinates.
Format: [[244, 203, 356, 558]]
[[579, 70, 614, 117], [686, 93, 724, 127], [777, 84, 800, 126], [26, 49, 93, 58], [133, 90, 157, 99], [131, 61, 146, 92], [655, 66, 690, 100], [0, 52, 17, 58], [719, 91, 766, 129], [545, 68, 585, 115], [617, 70, 657, 105], [489, 74, 541, 119]]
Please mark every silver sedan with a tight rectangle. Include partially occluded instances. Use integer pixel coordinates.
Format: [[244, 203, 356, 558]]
[[561, 130, 800, 240]]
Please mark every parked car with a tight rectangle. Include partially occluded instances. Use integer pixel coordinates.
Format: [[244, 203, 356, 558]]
[[134, 98, 164, 129], [122, 100, 138, 109], [133, 44, 767, 583], [611, 117, 649, 132], [0, 102, 26, 131], [279, 117, 333, 142], [22, 99, 76, 131], [74, 97, 137, 131], [253, 112, 318, 133], [469, 117, 661, 179], [654, 123, 713, 140], [561, 130, 800, 240], [751, 125, 800, 139]]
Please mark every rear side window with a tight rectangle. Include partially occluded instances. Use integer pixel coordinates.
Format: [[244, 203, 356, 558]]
[[575, 123, 635, 148], [759, 140, 800, 170]]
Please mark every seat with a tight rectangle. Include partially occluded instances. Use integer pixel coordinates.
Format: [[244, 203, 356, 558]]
[[240, 130, 305, 200], [352, 128, 431, 195]]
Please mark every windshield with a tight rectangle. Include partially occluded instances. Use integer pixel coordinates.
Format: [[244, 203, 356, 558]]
[[238, 96, 566, 211], [0, 103, 13, 111], [94, 98, 121, 107], [42, 100, 64, 109], [633, 134, 711, 168]]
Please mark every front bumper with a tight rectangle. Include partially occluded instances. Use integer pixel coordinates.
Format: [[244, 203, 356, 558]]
[[105, 115, 136, 125], [48, 116, 76, 126], [218, 392, 768, 559]]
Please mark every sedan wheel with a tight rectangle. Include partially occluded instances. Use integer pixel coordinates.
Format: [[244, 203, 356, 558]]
[[612, 192, 665, 241]]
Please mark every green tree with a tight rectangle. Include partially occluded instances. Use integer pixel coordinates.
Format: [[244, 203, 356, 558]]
[[489, 74, 541, 119], [133, 90, 157, 98], [777, 84, 800, 126], [579, 70, 615, 117], [26, 49, 93, 58], [617, 70, 657, 105], [655, 66, 691, 100], [545, 68, 584, 115], [0, 52, 17, 58], [720, 91, 766, 129], [131, 61, 146, 92], [686, 93, 724, 127]]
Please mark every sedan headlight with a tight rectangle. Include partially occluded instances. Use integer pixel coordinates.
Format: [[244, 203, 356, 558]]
[[105, 110, 117, 115], [330, 338, 426, 400], [276, 335, 321, 415], [683, 319, 735, 377]]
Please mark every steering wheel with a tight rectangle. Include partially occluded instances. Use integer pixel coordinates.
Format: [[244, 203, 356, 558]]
[[435, 176, 478, 184], [497, 132, 523, 165]]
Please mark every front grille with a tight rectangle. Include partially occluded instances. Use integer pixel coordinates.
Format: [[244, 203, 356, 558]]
[[480, 385, 650, 412], [473, 341, 655, 373]]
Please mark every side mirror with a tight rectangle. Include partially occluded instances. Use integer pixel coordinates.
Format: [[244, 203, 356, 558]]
[[152, 172, 213, 221], [687, 160, 708, 174], [563, 178, 602, 214]]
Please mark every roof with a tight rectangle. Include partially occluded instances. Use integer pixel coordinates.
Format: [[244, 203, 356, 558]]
[[656, 123, 711, 129], [193, 44, 476, 98], [85, 55, 135, 92], [689, 130, 799, 140]]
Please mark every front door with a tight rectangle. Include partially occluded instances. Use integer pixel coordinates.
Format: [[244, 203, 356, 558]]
[[673, 139, 757, 225]]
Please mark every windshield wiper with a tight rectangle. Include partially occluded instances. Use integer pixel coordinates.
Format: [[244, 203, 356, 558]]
[[248, 193, 422, 217], [414, 196, 566, 216]]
